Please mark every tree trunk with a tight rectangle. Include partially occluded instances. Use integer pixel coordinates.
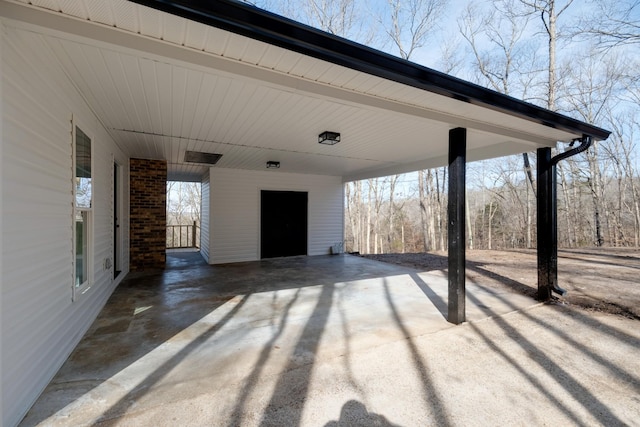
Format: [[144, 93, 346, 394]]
[[418, 170, 429, 251], [388, 175, 398, 252], [547, 0, 557, 110], [587, 144, 605, 246], [435, 168, 446, 251], [488, 199, 495, 250], [466, 192, 473, 249], [366, 181, 372, 253], [526, 179, 532, 248], [557, 162, 574, 247]]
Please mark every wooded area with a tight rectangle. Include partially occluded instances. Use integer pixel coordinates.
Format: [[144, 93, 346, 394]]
[[167, 181, 201, 226], [248, 0, 640, 253]]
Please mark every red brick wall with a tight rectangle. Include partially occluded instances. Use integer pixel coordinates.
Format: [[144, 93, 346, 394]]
[[130, 158, 167, 270]]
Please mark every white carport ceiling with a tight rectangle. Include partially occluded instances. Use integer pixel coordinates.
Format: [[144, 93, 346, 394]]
[[3, 0, 590, 181]]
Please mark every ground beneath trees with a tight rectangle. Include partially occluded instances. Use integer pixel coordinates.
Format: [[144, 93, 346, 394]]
[[361, 248, 640, 319]]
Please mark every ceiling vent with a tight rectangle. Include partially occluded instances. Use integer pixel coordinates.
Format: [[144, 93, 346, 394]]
[[184, 151, 222, 165]]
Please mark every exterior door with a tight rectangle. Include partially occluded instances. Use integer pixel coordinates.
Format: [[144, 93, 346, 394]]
[[113, 162, 121, 278], [261, 190, 308, 258]]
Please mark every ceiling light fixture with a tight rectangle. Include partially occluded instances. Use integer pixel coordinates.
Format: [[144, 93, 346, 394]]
[[318, 131, 341, 145], [266, 161, 280, 169]]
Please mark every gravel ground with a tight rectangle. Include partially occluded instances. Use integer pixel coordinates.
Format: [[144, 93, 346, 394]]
[[361, 247, 640, 319]]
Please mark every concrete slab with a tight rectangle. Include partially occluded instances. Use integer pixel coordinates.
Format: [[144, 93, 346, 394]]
[[19, 253, 640, 426]]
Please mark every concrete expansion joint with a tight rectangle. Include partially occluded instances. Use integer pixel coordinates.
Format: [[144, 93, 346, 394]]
[[463, 301, 548, 326]]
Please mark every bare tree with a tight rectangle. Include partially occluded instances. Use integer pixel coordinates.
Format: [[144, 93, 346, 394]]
[[459, 0, 539, 241], [561, 50, 626, 246], [520, 0, 575, 110], [301, 0, 357, 36], [379, 0, 449, 253], [379, 0, 448, 59], [577, 0, 640, 49], [167, 182, 201, 225]]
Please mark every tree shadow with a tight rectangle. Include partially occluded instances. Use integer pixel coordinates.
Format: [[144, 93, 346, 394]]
[[21, 253, 240, 426], [465, 319, 588, 425], [383, 280, 452, 427], [95, 293, 251, 423], [22, 253, 425, 426], [467, 288, 633, 425], [559, 248, 640, 268], [388, 251, 637, 425], [363, 252, 537, 299], [473, 282, 640, 388], [258, 284, 335, 426], [226, 289, 301, 426], [335, 287, 366, 395], [324, 400, 403, 427], [561, 304, 640, 349]]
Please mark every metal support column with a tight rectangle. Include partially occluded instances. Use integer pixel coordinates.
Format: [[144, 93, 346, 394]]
[[537, 147, 553, 300], [448, 127, 466, 324]]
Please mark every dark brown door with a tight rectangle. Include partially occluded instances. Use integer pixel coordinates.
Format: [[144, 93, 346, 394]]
[[261, 190, 308, 258]]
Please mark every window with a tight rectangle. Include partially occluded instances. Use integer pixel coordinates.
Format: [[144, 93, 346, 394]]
[[74, 124, 92, 299]]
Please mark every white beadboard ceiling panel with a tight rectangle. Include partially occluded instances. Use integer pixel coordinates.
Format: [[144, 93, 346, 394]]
[[161, 13, 186, 45], [5, 0, 583, 181], [84, 0, 114, 26], [28, 0, 59, 10], [184, 20, 208, 51], [138, 5, 162, 39], [253, 44, 283, 70], [110, 0, 137, 32]]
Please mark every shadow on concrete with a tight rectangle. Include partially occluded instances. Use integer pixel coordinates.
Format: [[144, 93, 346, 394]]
[[324, 400, 403, 427], [466, 281, 634, 425], [335, 286, 365, 395], [363, 252, 537, 299], [370, 251, 638, 425], [410, 272, 447, 319], [23, 249, 639, 425], [227, 289, 301, 426], [562, 304, 640, 349], [96, 293, 251, 423], [258, 284, 335, 426], [25, 252, 434, 426], [383, 279, 451, 427], [471, 281, 640, 390]]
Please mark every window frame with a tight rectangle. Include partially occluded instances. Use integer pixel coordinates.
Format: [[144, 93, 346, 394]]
[[72, 119, 94, 301]]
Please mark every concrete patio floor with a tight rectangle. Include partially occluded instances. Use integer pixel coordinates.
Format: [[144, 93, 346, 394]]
[[21, 252, 640, 426]]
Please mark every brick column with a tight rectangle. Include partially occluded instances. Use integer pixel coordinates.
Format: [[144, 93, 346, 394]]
[[130, 158, 167, 270]]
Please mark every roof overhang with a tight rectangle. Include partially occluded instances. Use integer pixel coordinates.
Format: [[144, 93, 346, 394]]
[[1, 0, 611, 181]]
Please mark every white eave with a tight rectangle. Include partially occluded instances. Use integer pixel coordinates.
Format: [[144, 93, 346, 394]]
[[1, 0, 609, 181]]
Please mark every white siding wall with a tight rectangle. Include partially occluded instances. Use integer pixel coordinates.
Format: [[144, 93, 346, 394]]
[[209, 168, 343, 264], [1, 22, 129, 427], [200, 173, 210, 262]]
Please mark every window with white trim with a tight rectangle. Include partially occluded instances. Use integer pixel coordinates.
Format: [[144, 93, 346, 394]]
[[74, 124, 93, 299]]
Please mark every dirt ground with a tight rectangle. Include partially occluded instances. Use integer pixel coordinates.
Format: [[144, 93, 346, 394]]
[[361, 248, 640, 319]]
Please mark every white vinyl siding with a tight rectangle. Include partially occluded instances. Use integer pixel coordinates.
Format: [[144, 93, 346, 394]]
[[1, 22, 129, 427], [208, 168, 343, 264], [200, 173, 210, 262]]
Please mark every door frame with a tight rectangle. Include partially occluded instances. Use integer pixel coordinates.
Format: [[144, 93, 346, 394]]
[[113, 160, 122, 278]]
